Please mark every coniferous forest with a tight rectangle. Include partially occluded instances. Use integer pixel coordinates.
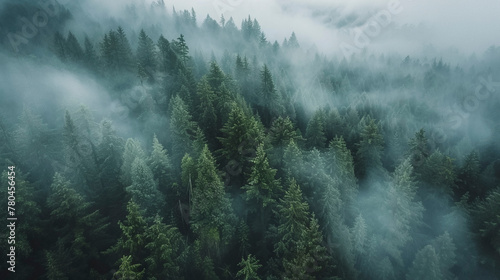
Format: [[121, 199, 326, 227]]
[[1, 1, 500, 279]]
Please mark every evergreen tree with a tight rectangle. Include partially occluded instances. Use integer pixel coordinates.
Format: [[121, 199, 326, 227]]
[[275, 179, 329, 279], [46, 173, 109, 279], [144, 216, 187, 279], [97, 120, 126, 222], [170, 95, 198, 170], [126, 157, 164, 217], [237, 254, 262, 280], [196, 77, 218, 140], [173, 34, 189, 64], [244, 144, 282, 209], [420, 150, 456, 194], [120, 138, 146, 186], [83, 36, 98, 71], [408, 129, 430, 173], [355, 115, 384, 179], [114, 255, 145, 280], [306, 109, 327, 149], [65, 31, 83, 62], [109, 200, 147, 259], [148, 134, 172, 195], [456, 150, 481, 199], [191, 145, 236, 258], [406, 245, 442, 280], [53, 31, 67, 61], [431, 232, 457, 280], [136, 29, 156, 82]]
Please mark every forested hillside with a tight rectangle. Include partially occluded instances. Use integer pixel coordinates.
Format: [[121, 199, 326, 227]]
[[0, 1, 499, 279]]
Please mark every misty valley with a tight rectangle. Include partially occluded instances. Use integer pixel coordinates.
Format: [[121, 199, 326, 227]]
[[0, 0, 499, 279]]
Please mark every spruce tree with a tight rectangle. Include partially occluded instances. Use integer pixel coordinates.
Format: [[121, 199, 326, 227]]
[[406, 245, 442, 280]]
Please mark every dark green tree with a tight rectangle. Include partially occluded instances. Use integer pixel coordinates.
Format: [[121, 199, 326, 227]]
[[144, 216, 187, 279], [65, 31, 83, 62], [136, 29, 156, 82], [355, 115, 384, 179], [306, 109, 327, 149], [191, 145, 236, 258], [126, 157, 164, 217]]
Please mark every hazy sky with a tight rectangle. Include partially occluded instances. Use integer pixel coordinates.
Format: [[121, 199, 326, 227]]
[[157, 0, 500, 56]]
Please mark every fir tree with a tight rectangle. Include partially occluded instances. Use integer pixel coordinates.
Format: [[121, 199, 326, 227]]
[[407, 245, 442, 280], [237, 254, 262, 280]]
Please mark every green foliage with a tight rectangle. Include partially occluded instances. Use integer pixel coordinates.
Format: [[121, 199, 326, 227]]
[[114, 255, 145, 280], [243, 144, 282, 208], [275, 179, 330, 279], [420, 150, 456, 194], [144, 216, 187, 279], [111, 200, 147, 258], [237, 254, 262, 280], [473, 188, 500, 259], [191, 145, 236, 257], [148, 134, 172, 194], [121, 138, 146, 186], [126, 157, 164, 216], [136, 29, 157, 82], [356, 115, 384, 178], [306, 109, 327, 149]]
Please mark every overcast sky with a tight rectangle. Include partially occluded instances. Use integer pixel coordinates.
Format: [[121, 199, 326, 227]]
[[150, 0, 500, 56]]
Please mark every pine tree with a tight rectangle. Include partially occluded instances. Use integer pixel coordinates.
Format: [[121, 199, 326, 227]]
[[282, 139, 304, 179], [431, 232, 457, 280], [53, 31, 67, 61], [46, 173, 109, 279], [148, 134, 172, 195], [173, 34, 189, 64], [110, 200, 147, 258], [218, 103, 264, 182], [406, 245, 442, 280], [408, 129, 430, 172], [258, 64, 282, 126], [113, 255, 145, 280], [275, 179, 329, 279], [14, 108, 56, 185], [355, 115, 384, 179], [191, 145, 236, 258], [306, 109, 327, 149], [126, 157, 164, 216], [244, 144, 282, 209], [170, 95, 198, 170], [97, 120, 126, 221], [120, 138, 146, 186], [136, 29, 156, 82], [420, 150, 456, 194], [144, 216, 187, 279], [83, 36, 98, 71], [116, 26, 134, 70], [473, 188, 500, 260], [236, 254, 262, 280], [456, 151, 481, 199], [65, 31, 83, 62], [196, 77, 218, 140]]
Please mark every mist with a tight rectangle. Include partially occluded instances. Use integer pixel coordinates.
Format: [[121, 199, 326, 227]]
[[0, 0, 499, 279]]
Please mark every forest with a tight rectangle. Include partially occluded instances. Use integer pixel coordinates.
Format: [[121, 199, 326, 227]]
[[0, 0, 499, 279]]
